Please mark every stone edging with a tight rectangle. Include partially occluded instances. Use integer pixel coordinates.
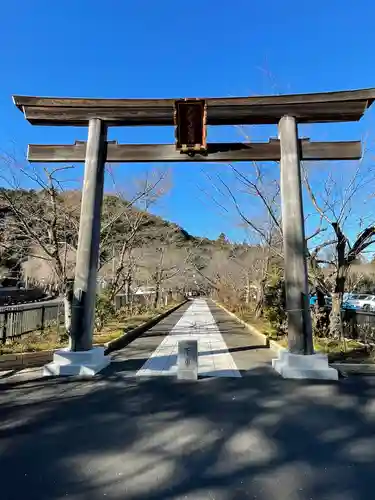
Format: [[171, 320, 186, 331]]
[[0, 351, 53, 372], [104, 300, 189, 355], [214, 301, 284, 353], [330, 363, 375, 375]]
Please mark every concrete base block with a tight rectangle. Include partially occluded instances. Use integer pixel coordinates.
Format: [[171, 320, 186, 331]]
[[43, 347, 110, 377], [272, 350, 338, 380]]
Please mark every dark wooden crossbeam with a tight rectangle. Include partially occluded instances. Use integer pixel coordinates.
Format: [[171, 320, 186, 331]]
[[27, 139, 362, 163], [14, 88, 375, 126]]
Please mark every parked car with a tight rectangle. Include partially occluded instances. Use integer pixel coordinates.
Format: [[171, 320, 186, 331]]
[[342, 294, 375, 311], [309, 295, 331, 307], [309, 295, 317, 306]]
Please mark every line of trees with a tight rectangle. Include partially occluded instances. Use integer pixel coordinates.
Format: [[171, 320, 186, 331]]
[[0, 156, 200, 335], [197, 130, 375, 338]]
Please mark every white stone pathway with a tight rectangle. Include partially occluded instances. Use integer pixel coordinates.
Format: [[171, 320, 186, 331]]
[[136, 299, 241, 378]]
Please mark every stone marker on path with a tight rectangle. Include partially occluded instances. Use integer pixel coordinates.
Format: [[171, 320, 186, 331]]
[[177, 340, 198, 380]]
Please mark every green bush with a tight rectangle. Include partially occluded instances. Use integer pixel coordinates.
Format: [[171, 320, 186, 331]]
[[263, 271, 287, 337], [95, 292, 116, 331]]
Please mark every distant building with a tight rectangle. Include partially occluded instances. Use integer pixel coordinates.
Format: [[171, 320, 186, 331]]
[[133, 286, 156, 296]]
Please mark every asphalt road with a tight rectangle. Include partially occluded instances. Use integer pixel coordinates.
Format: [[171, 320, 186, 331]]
[[1, 299, 375, 500]]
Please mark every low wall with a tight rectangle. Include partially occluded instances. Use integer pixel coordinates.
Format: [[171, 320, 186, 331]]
[[0, 350, 53, 372]]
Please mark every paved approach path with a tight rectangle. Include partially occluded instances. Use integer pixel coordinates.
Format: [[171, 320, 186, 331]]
[[1, 299, 375, 499], [118, 299, 276, 379], [137, 298, 250, 377]]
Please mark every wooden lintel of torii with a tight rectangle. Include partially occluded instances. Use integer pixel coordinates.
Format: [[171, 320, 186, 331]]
[[12, 88, 375, 125], [27, 139, 361, 163]]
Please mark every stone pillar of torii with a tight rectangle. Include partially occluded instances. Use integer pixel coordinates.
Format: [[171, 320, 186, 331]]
[[13, 89, 375, 379]]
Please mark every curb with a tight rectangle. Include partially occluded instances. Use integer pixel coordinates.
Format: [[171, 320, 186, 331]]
[[331, 363, 375, 375], [0, 350, 53, 371], [213, 301, 284, 353], [214, 302, 375, 376], [104, 300, 189, 355]]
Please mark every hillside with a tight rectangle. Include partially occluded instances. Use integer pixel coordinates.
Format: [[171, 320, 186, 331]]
[[0, 188, 255, 293]]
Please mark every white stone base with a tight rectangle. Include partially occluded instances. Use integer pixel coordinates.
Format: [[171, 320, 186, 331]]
[[43, 347, 110, 377], [272, 350, 338, 380]]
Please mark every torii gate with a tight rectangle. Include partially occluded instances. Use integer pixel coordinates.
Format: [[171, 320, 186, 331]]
[[13, 88, 375, 379]]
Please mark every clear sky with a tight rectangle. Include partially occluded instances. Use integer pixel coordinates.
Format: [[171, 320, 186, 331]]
[[1, 0, 375, 242]]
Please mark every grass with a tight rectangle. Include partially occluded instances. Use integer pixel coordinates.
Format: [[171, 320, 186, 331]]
[[222, 302, 276, 337], [0, 328, 63, 356], [220, 301, 375, 365], [273, 336, 374, 363], [0, 302, 179, 356]]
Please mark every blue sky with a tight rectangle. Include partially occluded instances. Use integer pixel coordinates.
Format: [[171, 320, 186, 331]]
[[1, 0, 375, 242]]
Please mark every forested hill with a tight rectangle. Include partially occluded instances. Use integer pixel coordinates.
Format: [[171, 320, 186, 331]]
[[0, 189, 257, 290]]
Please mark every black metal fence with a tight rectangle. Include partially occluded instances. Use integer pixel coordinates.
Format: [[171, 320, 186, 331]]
[[0, 292, 184, 343], [342, 309, 375, 343], [0, 301, 65, 343]]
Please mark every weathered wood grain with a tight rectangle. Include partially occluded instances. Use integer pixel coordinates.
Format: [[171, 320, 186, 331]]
[[21, 101, 367, 126], [27, 140, 362, 163], [13, 88, 375, 126], [279, 115, 313, 354]]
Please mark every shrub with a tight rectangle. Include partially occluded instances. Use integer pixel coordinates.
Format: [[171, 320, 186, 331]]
[[95, 292, 116, 331], [263, 272, 287, 337]]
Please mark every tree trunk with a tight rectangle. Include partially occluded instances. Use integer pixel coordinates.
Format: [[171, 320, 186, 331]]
[[328, 223, 348, 339], [64, 295, 72, 335], [154, 282, 160, 309], [63, 280, 73, 342], [329, 292, 343, 338], [255, 280, 266, 318], [124, 276, 133, 314], [329, 261, 348, 338], [124, 279, 129, 305], [311, 288, 328, 337], [245, 273, 250, 305]]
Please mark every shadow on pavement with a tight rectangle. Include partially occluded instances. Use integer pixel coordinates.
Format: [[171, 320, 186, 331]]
[[2, 364, 375, 499]]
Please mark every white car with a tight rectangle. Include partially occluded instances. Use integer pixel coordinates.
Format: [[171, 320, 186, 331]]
[[344, 294, 375, 311]]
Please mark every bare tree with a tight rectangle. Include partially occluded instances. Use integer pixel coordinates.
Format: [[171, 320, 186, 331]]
[[0, 153, 172, 336], [0, 159, 80, 336], [303, 161, 375, 337], [98, 168, 171, 306], [200, 157, 286, 313]]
